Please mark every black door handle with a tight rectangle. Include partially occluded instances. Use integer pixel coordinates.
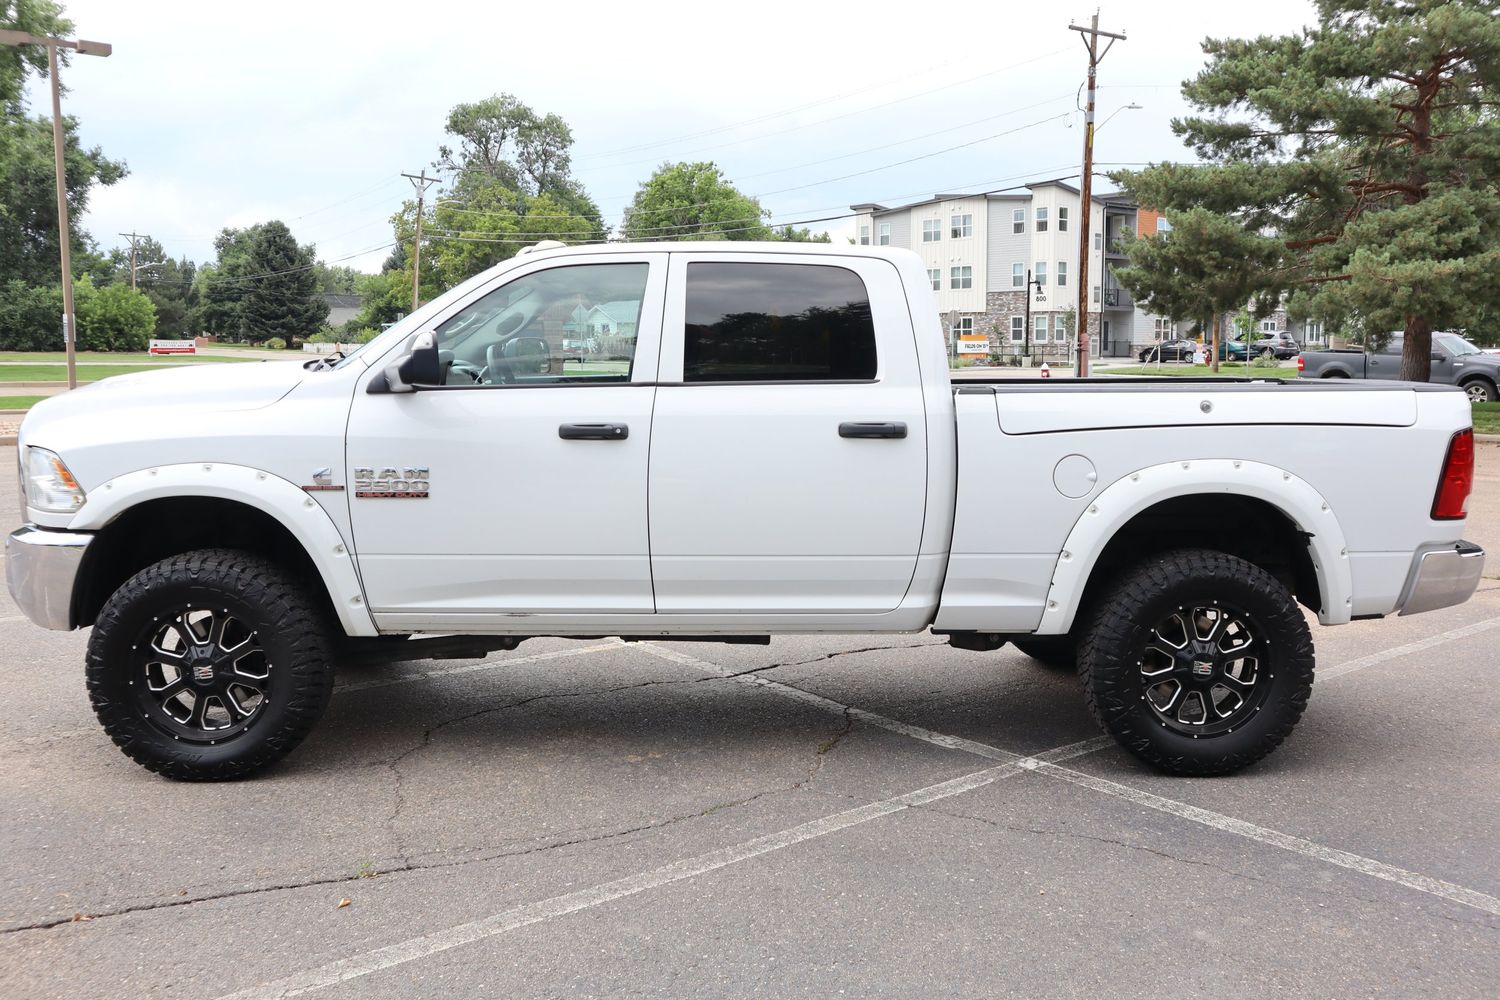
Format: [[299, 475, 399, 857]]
[[839, 421, 907, 439], [559, 423, 629, 440]]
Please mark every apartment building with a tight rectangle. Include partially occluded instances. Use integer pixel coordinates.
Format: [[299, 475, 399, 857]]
[[853, 180, 1178, 359]]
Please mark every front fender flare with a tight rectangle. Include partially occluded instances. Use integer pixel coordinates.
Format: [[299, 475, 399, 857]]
[[1035, 459, 1352, 635], [68, 462, 377, 637]]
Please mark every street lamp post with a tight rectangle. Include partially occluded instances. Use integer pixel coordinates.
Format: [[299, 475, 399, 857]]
[[0, 28, 112, 390], [1022, 269, 1046, 360]]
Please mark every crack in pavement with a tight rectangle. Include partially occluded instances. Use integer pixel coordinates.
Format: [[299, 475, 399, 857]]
[[4, 681, 863, 937]]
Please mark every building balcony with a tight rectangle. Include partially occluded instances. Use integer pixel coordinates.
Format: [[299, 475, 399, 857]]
[[1101, 286, 1132, 309]]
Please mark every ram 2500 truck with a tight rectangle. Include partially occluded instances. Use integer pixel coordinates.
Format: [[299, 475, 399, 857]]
[[7, 243, 1484, 781]]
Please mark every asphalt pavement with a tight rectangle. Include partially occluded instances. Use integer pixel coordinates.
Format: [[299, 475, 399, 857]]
[[1, 444, 1498, 999]]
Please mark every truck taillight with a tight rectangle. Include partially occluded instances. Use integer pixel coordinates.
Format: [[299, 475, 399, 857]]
[[1432, 428, 1474, 520], [1296, 356, 1304, 374]]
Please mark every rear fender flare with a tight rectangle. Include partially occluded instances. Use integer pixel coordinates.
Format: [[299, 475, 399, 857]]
[[1035, 459, 1352, 635]]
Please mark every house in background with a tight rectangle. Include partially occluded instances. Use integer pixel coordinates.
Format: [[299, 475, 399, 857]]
[[322, 293, 363, 328], [853, 181, 1181, 359]]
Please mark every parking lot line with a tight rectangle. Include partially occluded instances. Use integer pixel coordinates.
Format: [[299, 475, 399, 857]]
[[216, 737, 1109, 1000], [332, 642, 621, 694], [1316, 617, 1500, 681]]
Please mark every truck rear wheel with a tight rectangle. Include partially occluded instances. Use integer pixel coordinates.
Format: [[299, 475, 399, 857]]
[[1077, 549, 1314, 776], [86, 549, 336, 781]]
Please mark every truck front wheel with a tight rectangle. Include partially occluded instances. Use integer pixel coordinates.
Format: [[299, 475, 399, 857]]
[[1077, 549, 1314, 776], [86, 549, 336, 781], [1461, 378, 1497, 404]]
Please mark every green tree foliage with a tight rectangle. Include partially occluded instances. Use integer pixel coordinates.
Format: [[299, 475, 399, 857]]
[[1111, 209, 1283, 371], [314, 264, 360, 294], [770, 224, 832, 243], [1112, 0, 1500, 382], [0, 278, 61, 349], [240, 221, 328, 346], [73, 280, 155, 351], [103, 235, 198, 337], [0, 0, 69, 107], [622, 162, 771, 241], [348, 270, 409, 331], [198, 223, 328, 344]]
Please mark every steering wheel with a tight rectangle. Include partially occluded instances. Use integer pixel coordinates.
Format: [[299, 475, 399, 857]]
[[485, 343, 517, 384]]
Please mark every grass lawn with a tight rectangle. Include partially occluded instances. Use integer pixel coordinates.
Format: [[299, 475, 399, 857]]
[[0, 352, 247, 364], [1472, 403, 1500, 435], [0, 364, 223, 382], [0, 395, 46, 410]]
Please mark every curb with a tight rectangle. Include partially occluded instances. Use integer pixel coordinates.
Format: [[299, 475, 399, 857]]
[[1477, 434, 1500, 444]]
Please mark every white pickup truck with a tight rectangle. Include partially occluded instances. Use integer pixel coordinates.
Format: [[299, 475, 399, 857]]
[[7, 242, 1484, 781]]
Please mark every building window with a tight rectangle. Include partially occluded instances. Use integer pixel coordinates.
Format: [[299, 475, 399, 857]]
[[1036, 207, 1049, 232], [1260, 319, 1279, 332], [1035, 261, 1047, 285], [1012, 262, 1024, 288], [1057, 261, 1067, 287], [950, 214, 973, 238], [927, 268, 940, 291], [1058, 207, 1069, 232], [1156, 217, 1172, 233], [1154, 317, 1175, 337], [954, 317, 974, 335], [859, 225, 870, 246], [950, 265, 973, 290], [1034, 315, 1049, 343], [1092, 285, 1100, 304], [683, 262, 876, 382], [922, 219, 941, 242], [878, 222, 890, 246], [1304, 320, 1323, 343], [1010, 316, 1024, 342], [1012, 208, 1025, 234]]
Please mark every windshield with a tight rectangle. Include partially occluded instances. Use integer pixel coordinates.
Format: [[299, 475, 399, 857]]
[[1436, 332, 1482, 357]]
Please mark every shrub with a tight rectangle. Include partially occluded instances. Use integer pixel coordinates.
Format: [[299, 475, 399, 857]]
[[74, 282, 156, 352], [263, 337, 287, 350], [1250, 352, 1281, 369], [0, 281, 64, 351]]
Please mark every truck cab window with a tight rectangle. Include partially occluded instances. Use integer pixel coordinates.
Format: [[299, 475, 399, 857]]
[[682, 262, 876, 382], [434, 262, 648, 385]]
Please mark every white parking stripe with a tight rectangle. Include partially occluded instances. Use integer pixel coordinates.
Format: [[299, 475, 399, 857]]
[[216, 738, 1106, 1000], [1032, 761, 1500, 917], [333, 643, 620, 694], [1316, 618, 1500, 681]]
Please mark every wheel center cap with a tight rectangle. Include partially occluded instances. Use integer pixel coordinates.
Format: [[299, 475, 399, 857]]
[[186, 646, 217, 683], [1191, 659, 1215, 679]]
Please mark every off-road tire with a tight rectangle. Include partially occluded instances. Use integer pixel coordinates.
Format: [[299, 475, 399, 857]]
[[1077, 548, 1314, 776], [1011, 635, 1077, 671], [86, 549, 335, 781]]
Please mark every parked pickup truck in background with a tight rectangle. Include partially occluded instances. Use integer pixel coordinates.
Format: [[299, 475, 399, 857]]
[[6, 243, 1485, 782], [1299, 331, 1500, 402]]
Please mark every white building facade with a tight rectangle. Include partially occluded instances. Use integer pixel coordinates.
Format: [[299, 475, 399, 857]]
[[853, 180, 1174, 360]]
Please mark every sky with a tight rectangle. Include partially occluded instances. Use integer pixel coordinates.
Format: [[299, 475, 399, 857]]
[[28, 0, 1322, 274]]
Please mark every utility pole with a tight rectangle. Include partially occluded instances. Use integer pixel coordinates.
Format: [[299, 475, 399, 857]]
[[402, 170, 437, 311], [1068, 11, 1125, 379], [0, 28, 112, 390], [119, 231, 143, 288]]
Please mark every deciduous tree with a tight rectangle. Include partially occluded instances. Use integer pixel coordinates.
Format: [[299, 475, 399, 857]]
[[622, 162, 770, 241]]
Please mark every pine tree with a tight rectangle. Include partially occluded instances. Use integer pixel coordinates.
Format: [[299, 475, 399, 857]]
[[1112, 0, 1500, 381], [240, 222, 328, 345]]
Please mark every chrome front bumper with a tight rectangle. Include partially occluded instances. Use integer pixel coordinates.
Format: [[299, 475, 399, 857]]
[[1397, 541, 1485, 617], [5, 525, 92, 630]]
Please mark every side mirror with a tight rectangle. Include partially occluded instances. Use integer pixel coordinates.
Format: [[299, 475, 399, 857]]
[[378, 331, 441, 393], [1432, 352, 1445, 362]]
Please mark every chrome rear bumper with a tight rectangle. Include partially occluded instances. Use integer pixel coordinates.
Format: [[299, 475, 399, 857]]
[[5, 525, 92, 630], [1397, 541, 1485, 617]]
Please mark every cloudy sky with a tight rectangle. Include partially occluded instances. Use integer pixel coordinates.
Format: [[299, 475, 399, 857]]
[[32, 0, 1321, 273]]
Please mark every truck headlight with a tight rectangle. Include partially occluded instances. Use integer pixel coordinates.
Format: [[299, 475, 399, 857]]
[[24, 447, 86, 514]]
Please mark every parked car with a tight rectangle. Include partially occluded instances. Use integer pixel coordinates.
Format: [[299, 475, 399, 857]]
[[1224, 332, 1298, 361], [1299, 331, 1500, 402], [6, 241, 1484, 782], [561, 337, 597, 363], [1138, 338, 1197, 363]]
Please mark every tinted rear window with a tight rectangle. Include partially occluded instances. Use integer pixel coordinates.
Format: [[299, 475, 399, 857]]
[[683, 262, 877, 382]]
